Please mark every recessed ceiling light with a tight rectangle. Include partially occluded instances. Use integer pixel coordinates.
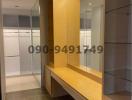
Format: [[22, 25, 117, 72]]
[[39, 6, 40, 14], [15, 5, 20, 8], [88, 2, 92, 6]]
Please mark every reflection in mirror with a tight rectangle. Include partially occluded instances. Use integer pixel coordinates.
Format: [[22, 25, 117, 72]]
[[80, 0, 104, 71]]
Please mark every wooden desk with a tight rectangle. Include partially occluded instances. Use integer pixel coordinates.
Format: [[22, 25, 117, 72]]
[[46, 67, 102, 100]]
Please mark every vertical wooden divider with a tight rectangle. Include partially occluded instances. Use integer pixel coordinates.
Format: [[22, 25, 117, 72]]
[[53, 0, 80, 68]]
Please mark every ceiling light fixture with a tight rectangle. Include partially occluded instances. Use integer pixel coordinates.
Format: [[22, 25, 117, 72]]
[[15, 5, 20, 8], [88, 2, 92, 6]]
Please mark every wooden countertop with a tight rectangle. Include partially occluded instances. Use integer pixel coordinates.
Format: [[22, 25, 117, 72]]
[[48, 67, 102, 100]]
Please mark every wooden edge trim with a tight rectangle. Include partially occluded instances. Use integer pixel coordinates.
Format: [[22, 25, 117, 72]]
[[67, 64, 102, 84]]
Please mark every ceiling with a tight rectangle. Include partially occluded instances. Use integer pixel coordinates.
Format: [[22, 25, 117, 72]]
[[81, 0, 104, 13], [2, 0, 37, 10], [2, 0, 104, 15], [2, 0, 104, 11]]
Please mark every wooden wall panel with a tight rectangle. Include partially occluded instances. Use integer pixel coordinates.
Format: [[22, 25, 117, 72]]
[[48, 0, 54, 65], [53, 0, 68, 67], [66, 0, 80, 67], [53, 0, 80, 67], [39, 0, 54, 87], [40, 0, 80, 68]]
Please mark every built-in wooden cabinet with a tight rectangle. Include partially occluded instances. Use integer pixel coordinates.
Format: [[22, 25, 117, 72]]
[[40, 0, 80, 68], [40, 0, 80, 97], [39, 0, 103, 99]]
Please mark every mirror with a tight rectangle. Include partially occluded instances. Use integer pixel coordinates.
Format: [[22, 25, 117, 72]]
[[67, 0, 105, 72]]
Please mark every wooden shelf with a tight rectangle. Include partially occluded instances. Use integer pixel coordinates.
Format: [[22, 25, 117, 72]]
[[48, 67, 102, 100]]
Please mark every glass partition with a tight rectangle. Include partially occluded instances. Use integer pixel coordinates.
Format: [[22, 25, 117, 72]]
[[4, 28, 33, 76], [31, 1, 41, 85]]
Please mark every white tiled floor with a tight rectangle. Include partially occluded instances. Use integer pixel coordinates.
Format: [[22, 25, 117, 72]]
[[6, 75, 40, 93], [34, 74, 41, 85]]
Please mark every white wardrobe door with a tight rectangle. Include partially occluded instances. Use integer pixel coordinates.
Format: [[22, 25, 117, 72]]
[[4, 30, 20, 76], [5, 57, 20, 76], [32, 35, 41, 73], [19, 30, 32, 75], [4, 36, 19, 56]]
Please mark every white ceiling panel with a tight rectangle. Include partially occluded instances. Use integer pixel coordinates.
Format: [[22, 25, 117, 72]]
[[81, 0, 104, 13], [2, 0, 37, 10]]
